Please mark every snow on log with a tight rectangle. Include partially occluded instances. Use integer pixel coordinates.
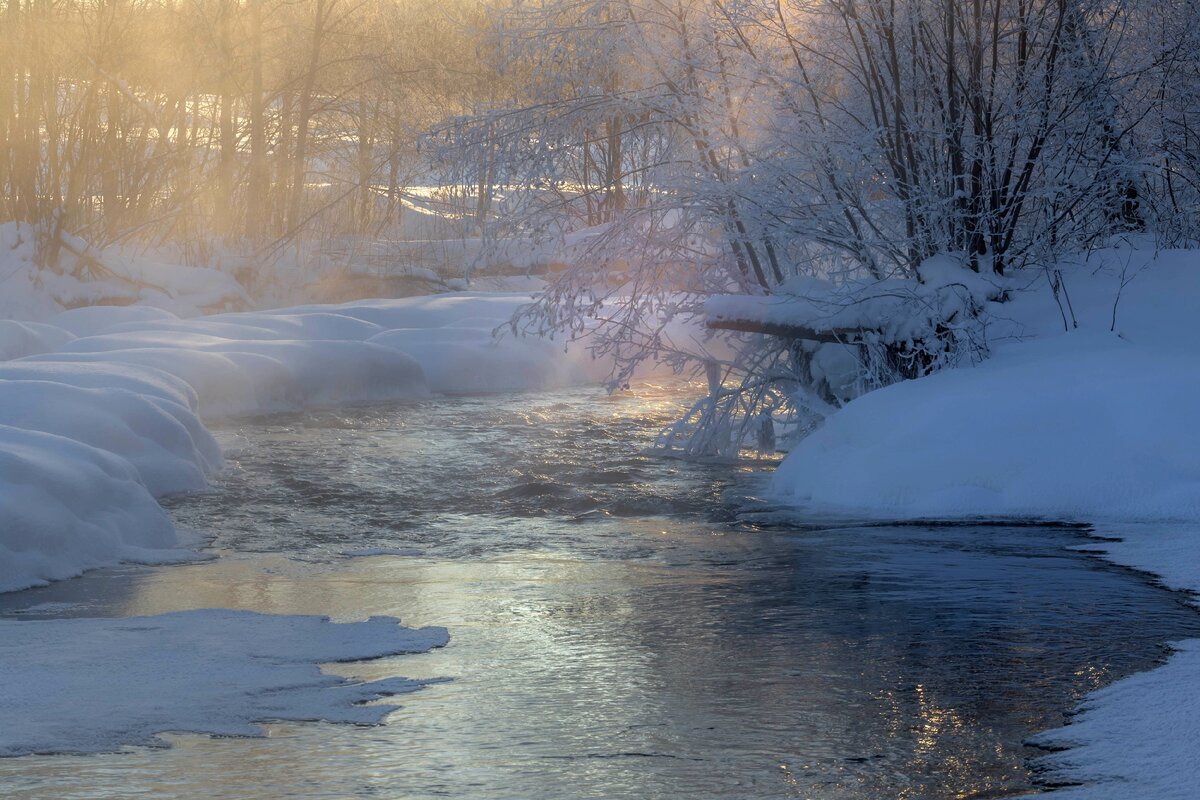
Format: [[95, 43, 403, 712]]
[[704, 257, 1005, 347]]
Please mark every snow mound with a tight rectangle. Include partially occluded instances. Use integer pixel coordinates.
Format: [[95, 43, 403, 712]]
[[30, 339, 429, 419], [771, 332, 1200, 521], [260, 292, 545, 330], [0, 380, 220, 496], [0, 360, 200, 411], [0, 425, 184, 593], [207, 311, 386, 341], [0, 610, 448, 756], [33, 293, 600, 412], [48, 305, 180, 338], [0, 320, 75, 361]]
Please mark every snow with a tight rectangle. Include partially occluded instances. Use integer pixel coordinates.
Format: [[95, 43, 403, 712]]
[[1012, 521, 1200, 797], [0, 425, 186, 594], [770, 247, 1200, 522], [761, 245, 1200, 797], [0, 610, 448, 756], [0, 320, 75, 361], [1027, 638, 1200, 799], [0, 223, 248, 320], [0, 290, 601, 595], [5, 242, 1195, 787], [705, 254, 1003, 344], [0, 380, 221, 496], [48, 305, 182, 338], [772, 331, 1200, 521]]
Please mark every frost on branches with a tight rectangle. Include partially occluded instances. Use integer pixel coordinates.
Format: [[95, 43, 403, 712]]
[[434, 0, 1195, 457]]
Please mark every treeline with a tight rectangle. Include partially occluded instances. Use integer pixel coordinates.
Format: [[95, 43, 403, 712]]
[[431, 0, 1200, 448], [0, 0, 490, 272], [436, 0, 1200, 371], [448, 0, 1200, 288]]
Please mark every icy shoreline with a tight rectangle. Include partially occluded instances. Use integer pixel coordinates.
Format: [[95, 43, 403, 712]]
[[4, 248, 1199, 792], [0, 610, 449, 757], [0, 291, 604, 594], [766, 248, 1200, 798]]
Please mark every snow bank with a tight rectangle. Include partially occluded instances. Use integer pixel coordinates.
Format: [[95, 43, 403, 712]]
[[0, 223, 248, 321], [0, 290, 603, 595], [772, 331, 1200, 520], [0, 380, 219, 496], [770, 246, 1200, 521], [0, 425, 184, 593], [1026, 639, 1200, 799], [48, 305, 181, 338], [0, 610, 448, 756], [0, 320, 75, 361], [37, 339, 428, 418], [29, 292, 600, 412]]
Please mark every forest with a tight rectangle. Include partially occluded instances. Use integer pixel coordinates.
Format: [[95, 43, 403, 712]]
[[5, 0, 1200, 436]]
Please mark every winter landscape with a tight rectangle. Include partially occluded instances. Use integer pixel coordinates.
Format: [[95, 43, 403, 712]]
[[3, 0, 1200, 798]]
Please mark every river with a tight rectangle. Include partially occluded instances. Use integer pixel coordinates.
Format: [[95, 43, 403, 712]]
[[1, 382, 1197, 799]]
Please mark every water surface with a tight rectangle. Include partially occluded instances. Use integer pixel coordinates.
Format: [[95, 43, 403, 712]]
[[1, 384, 1197, 799]]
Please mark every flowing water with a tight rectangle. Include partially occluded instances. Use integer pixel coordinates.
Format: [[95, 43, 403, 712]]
[[2, 383, 1198, 799]]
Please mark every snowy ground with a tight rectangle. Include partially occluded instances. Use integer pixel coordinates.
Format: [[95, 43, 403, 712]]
[[764, 245, 1200, 798]]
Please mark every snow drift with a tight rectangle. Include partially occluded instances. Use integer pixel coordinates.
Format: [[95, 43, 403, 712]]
[[0, 425, 186, 593], [770, 246, 1200, 522], [772, 331, 1200, 521]]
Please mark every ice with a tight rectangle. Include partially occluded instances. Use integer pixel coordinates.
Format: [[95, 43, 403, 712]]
[[0, 610, 448, 756]]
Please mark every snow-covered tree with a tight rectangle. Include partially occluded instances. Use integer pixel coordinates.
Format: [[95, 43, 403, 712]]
[[439, 0, 1191, 456]]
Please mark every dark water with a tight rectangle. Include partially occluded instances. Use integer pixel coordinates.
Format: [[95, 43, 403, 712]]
[[2, 383, 1198, 799]]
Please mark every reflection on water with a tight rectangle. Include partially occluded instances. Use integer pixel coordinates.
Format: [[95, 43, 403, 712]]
[[1, 384, 1198, 799]]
